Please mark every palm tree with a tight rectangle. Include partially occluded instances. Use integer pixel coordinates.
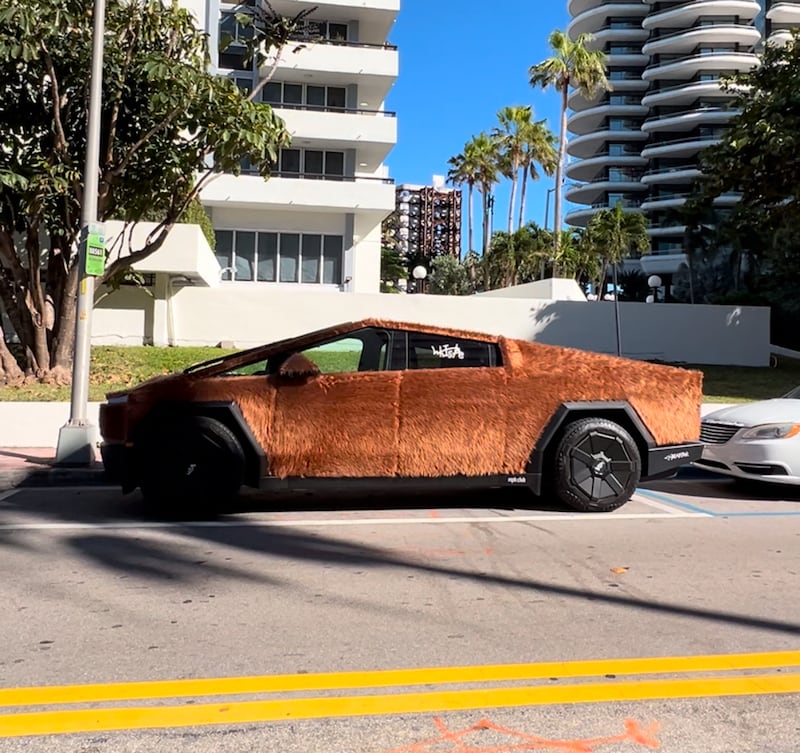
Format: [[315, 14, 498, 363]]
[[529, 30, 609, 268], [493, 105, 533, 234], [466, 132, 500, 259], [518, 118, 557, 230], [447, 142, 480, 256], [585, 204, 649, 299], [448, 134, 498, 259]]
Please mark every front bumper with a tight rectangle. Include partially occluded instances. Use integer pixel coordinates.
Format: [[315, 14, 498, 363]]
[[694, 440, 800, 485], [644, 442, 704, 479], [100, 442, 137, 492]]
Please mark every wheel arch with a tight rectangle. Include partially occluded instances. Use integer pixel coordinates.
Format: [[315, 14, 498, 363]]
[[526, 402, 655, 487], [131, 400, 266, 488]]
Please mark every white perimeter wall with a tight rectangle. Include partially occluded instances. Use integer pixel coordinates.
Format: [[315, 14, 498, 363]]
[[93, 286, 770, 367]]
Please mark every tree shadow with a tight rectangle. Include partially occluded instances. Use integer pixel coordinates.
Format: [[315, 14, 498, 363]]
[[2, 485, 800, 637]]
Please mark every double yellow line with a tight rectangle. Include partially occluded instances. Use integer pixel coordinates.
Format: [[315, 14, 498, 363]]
[[2, 651, 800, 738]]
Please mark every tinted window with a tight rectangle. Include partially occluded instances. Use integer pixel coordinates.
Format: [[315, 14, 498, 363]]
[[406, 333, 497, 369]]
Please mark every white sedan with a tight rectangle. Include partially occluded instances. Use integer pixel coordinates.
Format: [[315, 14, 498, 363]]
[[696, 386, 800, 485]]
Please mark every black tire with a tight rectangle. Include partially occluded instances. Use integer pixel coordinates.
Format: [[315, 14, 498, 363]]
[[138, 415, 244, 519], [550, 417, 641, 513]]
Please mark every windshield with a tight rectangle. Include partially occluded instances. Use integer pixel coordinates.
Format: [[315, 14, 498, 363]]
[[782, 385, 800, 399]]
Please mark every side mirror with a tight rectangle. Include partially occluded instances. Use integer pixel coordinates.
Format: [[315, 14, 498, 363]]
[[278, 352, 321, 380]]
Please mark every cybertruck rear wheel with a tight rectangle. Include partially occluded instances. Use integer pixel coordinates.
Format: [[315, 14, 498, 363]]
[[551, 417, 641, 513]]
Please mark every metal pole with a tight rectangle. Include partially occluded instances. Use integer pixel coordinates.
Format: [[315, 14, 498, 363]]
[[612, 262, 622, 357], [55, 0, 106, 465]]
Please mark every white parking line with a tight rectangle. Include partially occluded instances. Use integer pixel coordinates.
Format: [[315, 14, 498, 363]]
[[0, 490, 18, 503], [0, 510, 708, 532]]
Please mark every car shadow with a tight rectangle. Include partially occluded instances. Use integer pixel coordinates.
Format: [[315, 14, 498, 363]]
[[646, 470, 800, 502]]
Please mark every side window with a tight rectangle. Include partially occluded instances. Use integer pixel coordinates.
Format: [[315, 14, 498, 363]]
[[406, 333, 498, 369], [296, 328, 392, 374], [301, 336, 365, 374]]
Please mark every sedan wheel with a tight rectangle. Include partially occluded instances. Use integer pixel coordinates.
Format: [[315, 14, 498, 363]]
[[551, 418, 641, 512]]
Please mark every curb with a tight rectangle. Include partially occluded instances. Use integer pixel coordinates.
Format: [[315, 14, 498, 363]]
[[0, 466, 110, 493]]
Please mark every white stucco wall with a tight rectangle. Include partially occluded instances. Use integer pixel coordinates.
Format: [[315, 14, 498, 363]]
[[152, 287, 769, 366]]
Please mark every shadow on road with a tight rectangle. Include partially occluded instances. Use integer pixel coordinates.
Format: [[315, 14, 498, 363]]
[[1, 485, 800, 637]]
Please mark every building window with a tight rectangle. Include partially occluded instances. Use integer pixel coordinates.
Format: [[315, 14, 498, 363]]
[[275, 148, 346, 179], [262, 81, 348, 111], [215, 229, 344, 285]]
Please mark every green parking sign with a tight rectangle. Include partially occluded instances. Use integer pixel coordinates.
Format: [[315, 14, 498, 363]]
[[84, 223, 106, 277]]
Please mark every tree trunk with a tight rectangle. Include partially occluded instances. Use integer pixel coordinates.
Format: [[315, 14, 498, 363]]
[[518, 165, 528, 230], [52, 261, 79, 373], [553, 84, 569, 276], [467, 183, 474, 255], [507, 169, 518, 235], [0, 321, 23, 383]]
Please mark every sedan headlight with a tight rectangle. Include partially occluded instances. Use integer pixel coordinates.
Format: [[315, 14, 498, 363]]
[[740, 423, 800, 440]]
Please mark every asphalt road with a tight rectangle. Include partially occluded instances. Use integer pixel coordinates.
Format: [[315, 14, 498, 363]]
[[1, 475, 799, 752]]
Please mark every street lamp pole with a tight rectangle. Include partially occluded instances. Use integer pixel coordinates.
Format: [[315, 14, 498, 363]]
[[55, 0, 107, 465]]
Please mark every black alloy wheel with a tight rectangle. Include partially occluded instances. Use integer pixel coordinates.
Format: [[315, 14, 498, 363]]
[[551, 417, 641, 512], [138, 415, 245, 519]]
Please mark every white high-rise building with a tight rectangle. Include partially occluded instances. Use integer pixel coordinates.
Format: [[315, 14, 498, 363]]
[[565, 0, 800, 283], [183, 0, 399, 293]]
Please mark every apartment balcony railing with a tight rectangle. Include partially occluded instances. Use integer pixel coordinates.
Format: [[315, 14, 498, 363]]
[[644, 49, 758, 72], [643, 165, 701, 177], [643, 105, 736, 124], [645, 23, 760, 45], [287, 33, 398, 51], [236, 169, 395, 183], [591, 198, 642, 209], [646, 78, 724, 95], [271, 103, 397, 117], [643, 133, 723, 148]]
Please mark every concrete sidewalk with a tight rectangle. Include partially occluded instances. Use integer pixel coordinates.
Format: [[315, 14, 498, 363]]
[[0, 448, 108, 491]]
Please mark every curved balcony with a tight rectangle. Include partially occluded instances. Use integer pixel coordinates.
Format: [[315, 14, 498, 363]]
[[766, 29, 796, 47], [640, 191, 740, 212], [566, 198, 643, 228], [641, 134, 722, 159], [568, 103, 648, 136], [768, 2, 800, 24], [642, 24, 761, 56], [641, 106, 738, 134], [568, 128, 649, 159], [589, 26, 649, 48], [647, 223, 687, 238], [643, 51, 759, 81], [641, 79, 724, 107], [642, 0, 761, 30], [641, 166, 702, 185], [566, 177, 647, 205], [569, 3, 647, 38], [569, 75, 647, 109], [566, 153, 647, 182]]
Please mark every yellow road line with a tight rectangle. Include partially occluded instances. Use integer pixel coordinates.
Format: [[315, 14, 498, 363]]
[[1, 650, 799, 708], [2, 672, 800, 738]]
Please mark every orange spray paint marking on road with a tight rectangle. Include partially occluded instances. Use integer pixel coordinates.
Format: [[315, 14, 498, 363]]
[[374, 717, 660, 753]]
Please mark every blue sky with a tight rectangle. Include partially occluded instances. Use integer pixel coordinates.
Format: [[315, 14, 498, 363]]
[[385, 0, 570, 252]]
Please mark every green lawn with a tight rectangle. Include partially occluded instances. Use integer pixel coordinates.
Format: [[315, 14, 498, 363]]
[[0, 346, 797, 403]]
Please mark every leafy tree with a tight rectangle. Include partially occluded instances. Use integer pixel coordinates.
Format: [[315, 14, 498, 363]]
[[0, 0, 300, 382], [428, 254, 473, 296], [380, 247, 406, 294], [584, 205, 649, 299], [483, 223, 553, 289], [529, 30, 609, 266], [557, 227, 600, 288]]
